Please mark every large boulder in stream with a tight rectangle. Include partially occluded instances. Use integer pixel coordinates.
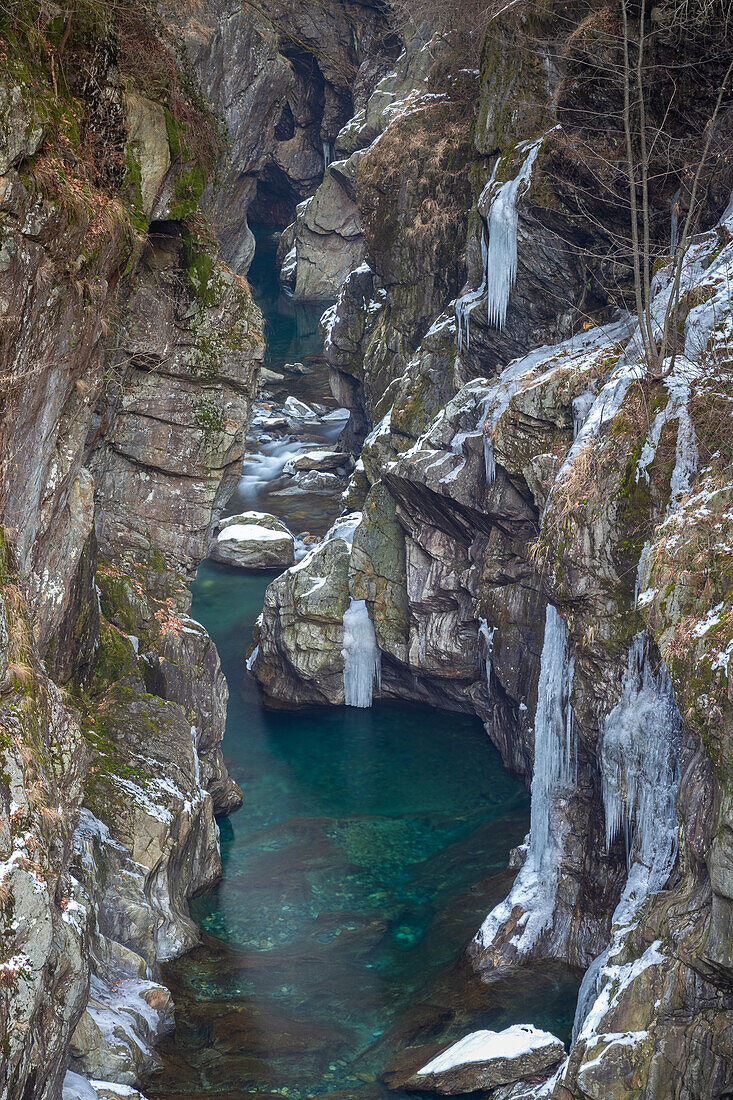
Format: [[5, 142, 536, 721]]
[[401, 1026, 565, 1093], [211, 512, 295, 568]]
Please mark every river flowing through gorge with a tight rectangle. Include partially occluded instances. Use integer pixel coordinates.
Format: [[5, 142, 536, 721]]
[[146, 230, 582, 1100]]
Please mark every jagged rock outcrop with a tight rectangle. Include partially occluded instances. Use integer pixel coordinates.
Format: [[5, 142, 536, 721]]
[[164, 0, 399, 270], [253, 8, 733, 1070], [254, 203, 733, 1096]]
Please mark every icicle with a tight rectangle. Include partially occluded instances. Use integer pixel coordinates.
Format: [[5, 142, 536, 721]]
[[342, 598, 381, 708], [573, 636, 681, 1041], [478, 618, 495, 694], [476, 604, 576, 954], [322, 141, 335, 170], [599, 634, 680, 883], [483, 434, 495, 485], [572, 391, 595, 438], [456, 232, 488, 353], [484, 140, 542, 332], [529, 605, 576, 865], [634, 543, 651, 609]]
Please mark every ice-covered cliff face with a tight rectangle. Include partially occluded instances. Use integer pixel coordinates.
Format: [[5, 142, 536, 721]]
[[0, 8, 263, 1097], [251, 5, 733, 1091], [254, 196, 733, 1096]]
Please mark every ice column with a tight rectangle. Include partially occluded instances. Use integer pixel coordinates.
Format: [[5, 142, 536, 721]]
[[342, 598, 381, 708], [477, 604, 576, 953], [485, 140, 542, 331], [478, 618, 496, 694], [530, 605, 576, 866], [573, 634, 681, 1039]]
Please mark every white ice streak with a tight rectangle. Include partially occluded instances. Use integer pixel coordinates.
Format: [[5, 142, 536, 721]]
[[477, 606, 575, 954], [478, 617, 496, 694], [342, 598, 381, 708], [573, 636, 681, 1040]]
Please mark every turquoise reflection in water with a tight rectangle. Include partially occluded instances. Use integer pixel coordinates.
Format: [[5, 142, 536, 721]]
[[148, 226, 581, 1100], [148, 563, 581, 1100]]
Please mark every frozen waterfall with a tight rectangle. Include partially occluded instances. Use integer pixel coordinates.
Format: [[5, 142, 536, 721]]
[[323, 141, 335, 169], [477, 604, 576, 954], [456, 137, 541, 349], [572, 633, 681, 1040], [484, 139, 542, 332], [342, 598, 381, 708], [600, 634, 681, 894], [529, 604, 576, 865]]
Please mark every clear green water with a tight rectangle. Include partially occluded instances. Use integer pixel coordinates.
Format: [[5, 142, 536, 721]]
[[147, 230, 581, 1100]]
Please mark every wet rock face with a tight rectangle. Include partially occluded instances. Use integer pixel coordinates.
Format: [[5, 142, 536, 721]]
[[166, 0, 397, 270], [0, 17, 262, 1097]]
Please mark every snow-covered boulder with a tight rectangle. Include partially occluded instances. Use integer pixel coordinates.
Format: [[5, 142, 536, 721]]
[[293, 470, 344, 492], [283, 395, 316, 420], [287, 449, 350, 473], [404, 1026, 565, 1093], [210, 512, 295, 569]]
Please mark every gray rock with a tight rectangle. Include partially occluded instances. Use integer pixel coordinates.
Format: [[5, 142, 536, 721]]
[[402, 1027, 565, 1093], [211, 511, 295, 568]]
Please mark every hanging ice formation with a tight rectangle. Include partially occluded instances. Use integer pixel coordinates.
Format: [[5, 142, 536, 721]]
[[455, 138, 541, 351], [478, 618, 496, 694], [572, 633, 681, 1039], [323, 141, 335, 169], [476, 605, 576, 954], [485, 140, 542, 331], [456, 233, 488, 353], [599, 634, 681, 890], [342, 598, 381, 708]]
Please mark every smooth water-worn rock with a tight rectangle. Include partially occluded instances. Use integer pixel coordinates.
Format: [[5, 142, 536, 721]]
[[211, 512, 296, 568]]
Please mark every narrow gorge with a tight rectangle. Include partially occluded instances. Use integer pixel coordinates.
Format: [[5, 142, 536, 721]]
[[1, 1, 732, 1099]]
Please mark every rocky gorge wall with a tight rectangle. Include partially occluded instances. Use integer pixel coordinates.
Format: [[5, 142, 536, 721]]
[[251, 4, 733, 1097], [0, 3, 268, 1096], [1, 0, 732, 1097]]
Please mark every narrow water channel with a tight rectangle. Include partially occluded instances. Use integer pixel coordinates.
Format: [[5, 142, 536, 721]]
[[147, 230, 581, 1100]]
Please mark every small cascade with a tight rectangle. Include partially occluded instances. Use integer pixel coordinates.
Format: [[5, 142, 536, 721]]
[[478, 617, 496, 694], [342, 598, 381, 708], [322, 140, 335, 170], [477, 604, 576, 953]]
